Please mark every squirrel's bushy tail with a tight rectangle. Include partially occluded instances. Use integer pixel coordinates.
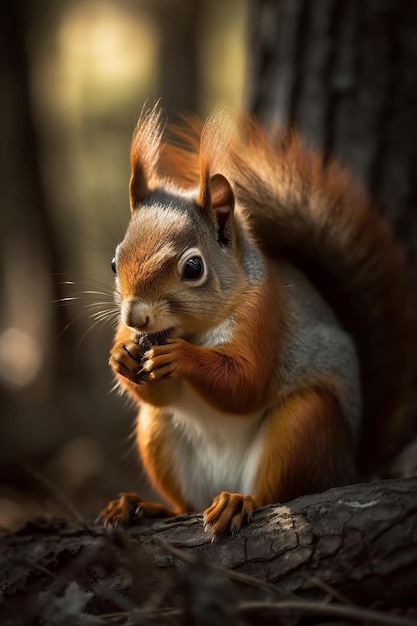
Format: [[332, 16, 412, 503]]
[[161, 114, 415, 474]]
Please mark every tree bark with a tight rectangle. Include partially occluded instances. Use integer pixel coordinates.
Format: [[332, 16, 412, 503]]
[[1, 478, 416, 624], [247, 0, 417, 255]]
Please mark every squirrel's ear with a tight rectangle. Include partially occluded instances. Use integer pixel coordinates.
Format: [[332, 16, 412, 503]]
[[206, 173, 235, 246], [129, 104, 163, 210], [197, 111, 235, 244]]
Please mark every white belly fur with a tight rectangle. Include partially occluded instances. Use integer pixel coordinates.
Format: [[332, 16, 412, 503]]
[[165, 381, 266, 511]]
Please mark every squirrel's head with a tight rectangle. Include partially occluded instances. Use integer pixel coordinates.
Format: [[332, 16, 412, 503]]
[[111, 106, 246, 339]]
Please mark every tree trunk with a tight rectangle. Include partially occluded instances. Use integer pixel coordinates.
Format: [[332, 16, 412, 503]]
[[156, 0, 202, 117], [1, 479, 416, 624], [248, 0, 417, 254]]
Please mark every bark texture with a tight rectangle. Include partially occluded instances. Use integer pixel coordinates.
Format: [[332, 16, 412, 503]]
[[248, 0, 417, 250], [1, 479, 416, 624]]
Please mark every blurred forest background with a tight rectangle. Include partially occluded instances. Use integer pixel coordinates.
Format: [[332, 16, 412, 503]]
[[1, 0, 416, 531]]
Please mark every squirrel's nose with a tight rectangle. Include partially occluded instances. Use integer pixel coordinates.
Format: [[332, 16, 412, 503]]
[[132, 315, 149, 330], [121, 300, 152, 330]]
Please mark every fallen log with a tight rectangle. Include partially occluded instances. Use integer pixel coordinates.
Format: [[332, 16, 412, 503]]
[[1, 478, 416, 625]]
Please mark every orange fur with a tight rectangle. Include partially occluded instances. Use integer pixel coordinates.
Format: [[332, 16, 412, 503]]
[[254, 387, 353, 505], [136, 406, 191, 513], [160, 114, 202, 187]]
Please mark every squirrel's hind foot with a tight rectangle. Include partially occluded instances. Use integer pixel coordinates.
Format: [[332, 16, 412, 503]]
[[203, 491, 257, 540], [98, 492, 176, 529]]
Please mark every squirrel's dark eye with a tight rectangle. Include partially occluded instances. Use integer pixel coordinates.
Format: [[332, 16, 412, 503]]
[[111, 257, 117, 274], [182, 256, 204, 281]]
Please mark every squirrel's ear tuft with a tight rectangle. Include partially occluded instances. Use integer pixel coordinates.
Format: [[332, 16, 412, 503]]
[[130, 103, 164, 210], [198, 111, 235, 245]]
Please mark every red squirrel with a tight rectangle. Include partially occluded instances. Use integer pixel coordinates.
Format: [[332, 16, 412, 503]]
[[99, 105, 415, 538]]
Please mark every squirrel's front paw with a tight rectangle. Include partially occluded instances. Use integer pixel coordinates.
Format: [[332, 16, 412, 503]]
[[98, 493, 176, 528], [203, 492, 257, 539], [109, 340, 144, 384], [142, 338, 188, 381], [109, 335, 154, 384]]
